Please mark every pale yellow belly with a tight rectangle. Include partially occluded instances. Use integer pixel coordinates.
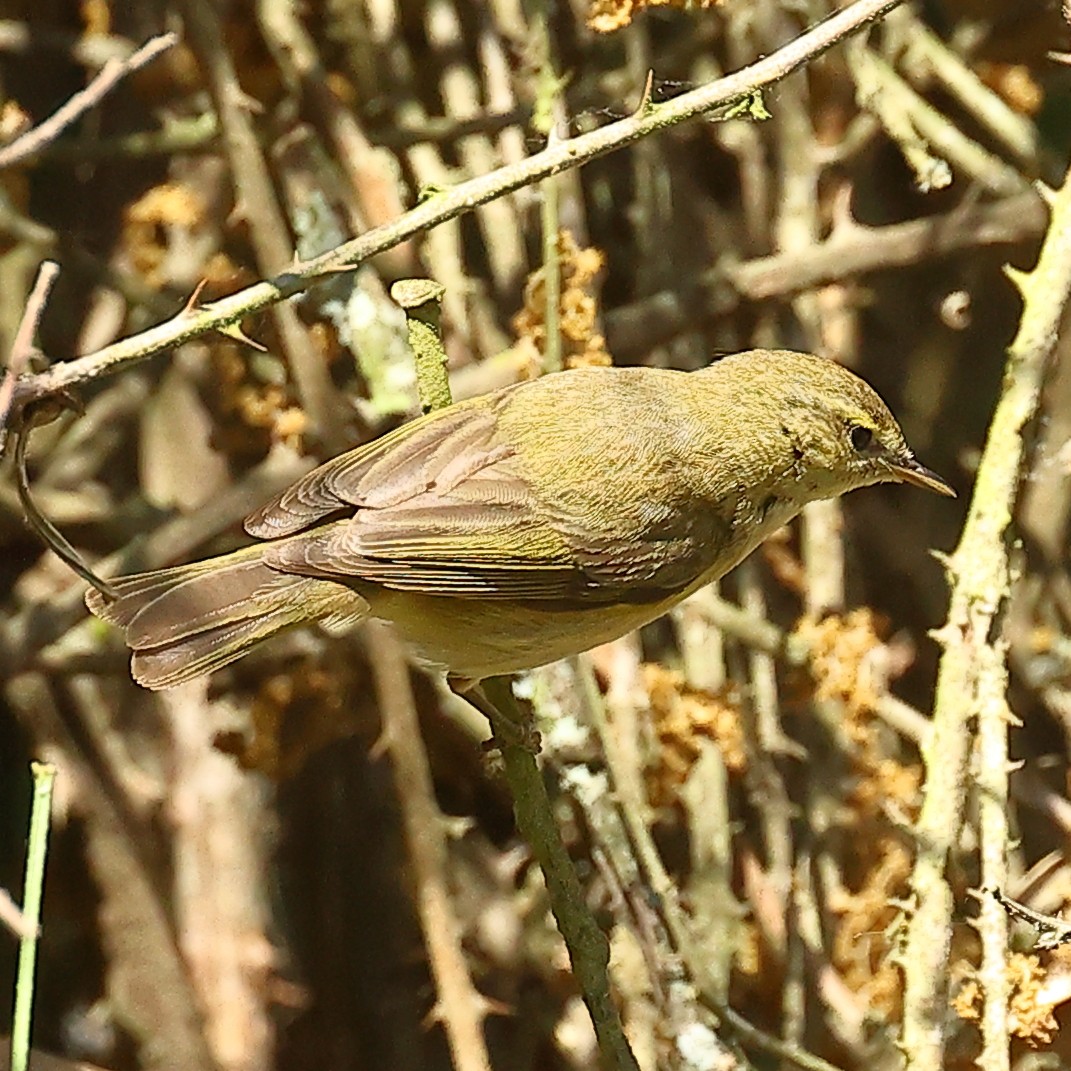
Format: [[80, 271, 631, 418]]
[[365, 586, 684, 680]]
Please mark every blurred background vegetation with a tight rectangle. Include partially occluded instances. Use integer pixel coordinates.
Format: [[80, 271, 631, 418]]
[[0, 0, 1068, 1069]]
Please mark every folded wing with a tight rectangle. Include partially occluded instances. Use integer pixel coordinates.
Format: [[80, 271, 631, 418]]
[[248, 394, 717, 606]]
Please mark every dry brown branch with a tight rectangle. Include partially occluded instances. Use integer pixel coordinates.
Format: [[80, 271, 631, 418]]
[[163, 682, 274, 1071], [254, 0, 413, 273], [606, 191, 1047, 360], [367, 623, 493, 1071], [895, 12, 1039, 169]]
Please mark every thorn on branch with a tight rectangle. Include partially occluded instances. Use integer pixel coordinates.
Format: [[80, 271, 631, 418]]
[[634, 70, 655, 117], [181, 278, 210, 317], [1003, 263, 1030, 295], [217, 322, 268, 351]]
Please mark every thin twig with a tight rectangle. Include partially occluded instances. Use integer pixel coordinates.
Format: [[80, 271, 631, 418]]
[[0, 888, 35, 941], [0, 446, 313, 681], [0, 33, 177, 169], [10, 763, 57, 1071], [606, 190, 1047, 361], [254, 0, 412, 272], [897, 13, 1038, 168], [0, 260, 59, 444], [15, 425, 117, 597], [585, 656, 844, 1070], [532, 1, 564, 374], [367, 624, 493, 1071], [976, 644, 1013, 1071], [716, 1003, 848, 1071], [12, 0, 908, 410], [850, 43, 1029, 196], [989, 888, 1071, 950]]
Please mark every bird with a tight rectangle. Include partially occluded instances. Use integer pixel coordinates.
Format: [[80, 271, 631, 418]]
[[85, 349, 954, 691]]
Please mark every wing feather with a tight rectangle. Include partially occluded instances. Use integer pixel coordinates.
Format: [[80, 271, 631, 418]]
[[244, 398, 506, 538]]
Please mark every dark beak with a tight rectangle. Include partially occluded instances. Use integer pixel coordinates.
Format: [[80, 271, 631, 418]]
[[889, 456, 956, 498]]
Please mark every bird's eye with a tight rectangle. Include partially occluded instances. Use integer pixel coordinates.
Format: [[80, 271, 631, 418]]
[[849, 425, 873, 452]]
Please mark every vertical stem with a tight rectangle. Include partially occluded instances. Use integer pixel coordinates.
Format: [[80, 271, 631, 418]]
[[386, 278, 495, 1070], [10, 762, 57, 1071], [531, 1, 563, 373], [478, 678, 640, 1071], [976, 646, 1010, 1071], [391, 279, 452, 412], [541, 184, 562, 374], [902, 168, 1071, 1069]]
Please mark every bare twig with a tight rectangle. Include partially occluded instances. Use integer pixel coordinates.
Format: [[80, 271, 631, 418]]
[[716, 1003, 848, 1071], [12, 0, 908, 410], [0, 447, 313, 681], [0, 33, 177, 169], [897, 14, 1039, 168], [989, 888, 1071, 950], [850, 43, 1029, 196], [1, 262, 116, 596], [424, 0, 525, 300], [531, 1, 565, 374], [0, 260, 58, 442], [0, 888, 34, 941], [163, 683, 274, 1071], [15, 424, 117, 597], [254, 0, 413, 273]]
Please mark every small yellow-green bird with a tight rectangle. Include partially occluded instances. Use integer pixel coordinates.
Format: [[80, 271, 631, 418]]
[[86, 349, 953, 690]]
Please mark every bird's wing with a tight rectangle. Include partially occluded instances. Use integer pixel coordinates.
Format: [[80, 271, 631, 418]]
[[244, 398, 511, 538], [264, 496, 708, 604], [254, 397, 715, 604]]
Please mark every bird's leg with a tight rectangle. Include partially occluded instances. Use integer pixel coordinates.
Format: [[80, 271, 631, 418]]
[[448, 675, 541, 753]]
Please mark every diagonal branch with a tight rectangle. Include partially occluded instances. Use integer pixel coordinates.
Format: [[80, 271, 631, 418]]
[[0, 33, 177, 169], [11, 0, 906, 410]]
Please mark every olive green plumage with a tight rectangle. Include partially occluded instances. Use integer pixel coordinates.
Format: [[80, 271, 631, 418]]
[[86, 349, 953, 689]]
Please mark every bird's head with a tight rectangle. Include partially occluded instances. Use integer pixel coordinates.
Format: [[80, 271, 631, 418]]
[[714, 350, 955, 502]]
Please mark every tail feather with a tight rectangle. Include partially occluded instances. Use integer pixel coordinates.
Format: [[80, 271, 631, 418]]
[[86, 545, 368, 690], [129, 603, 319, 689]]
